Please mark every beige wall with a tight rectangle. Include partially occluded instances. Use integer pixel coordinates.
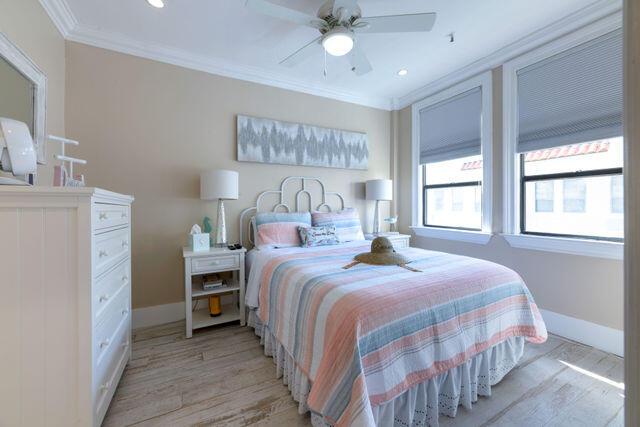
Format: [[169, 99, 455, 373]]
[[395, 67, 623, 330], [65, 42, 391, 309], [0, 0, 66, 184]]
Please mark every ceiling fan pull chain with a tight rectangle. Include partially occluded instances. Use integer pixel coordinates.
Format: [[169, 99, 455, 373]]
[[323, 49, 328, 78]]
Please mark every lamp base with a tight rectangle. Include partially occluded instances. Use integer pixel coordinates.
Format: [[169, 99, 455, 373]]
[[372, 199, 381, 234], [215, 199, 227, 246]]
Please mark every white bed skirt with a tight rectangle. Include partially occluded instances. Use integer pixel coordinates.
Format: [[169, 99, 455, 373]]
[[248, 310, 525, 427]]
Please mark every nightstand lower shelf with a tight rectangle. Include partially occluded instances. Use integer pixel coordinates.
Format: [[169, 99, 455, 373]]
[[192, 304, 240, 330]]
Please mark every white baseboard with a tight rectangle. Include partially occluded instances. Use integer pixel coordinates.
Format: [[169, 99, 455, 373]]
[[540, 309, 623, 357], [132, 302, 184, 329]]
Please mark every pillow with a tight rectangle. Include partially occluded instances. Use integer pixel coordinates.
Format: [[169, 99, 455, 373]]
[[254, 212, 311, 249], [311, 208, 365, 243], [298, 225, 340, 248]]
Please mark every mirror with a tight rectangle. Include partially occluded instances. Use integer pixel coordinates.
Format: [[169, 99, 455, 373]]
[[0, 32, 47, 164], [0, 56, 35, 135]]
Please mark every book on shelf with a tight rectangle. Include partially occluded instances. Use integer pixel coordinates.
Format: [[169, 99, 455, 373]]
[[202, 274, 225, 290]]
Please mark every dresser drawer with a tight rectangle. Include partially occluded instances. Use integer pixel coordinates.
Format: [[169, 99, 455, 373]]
[[95, 288, 130, 367], [94, 318, 130, 425], [93, 259, 130, 323], [93, 203, 129, 232], [94, 228, 130, 278], [191, 254, 239, 274]]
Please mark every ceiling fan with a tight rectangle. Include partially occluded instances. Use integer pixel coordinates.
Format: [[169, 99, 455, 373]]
[[245, 0, 436, 76]]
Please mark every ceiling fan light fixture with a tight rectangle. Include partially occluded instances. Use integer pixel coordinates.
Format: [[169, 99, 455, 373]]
[[322, 28, 354, 57], [146, 0, 165, 8]]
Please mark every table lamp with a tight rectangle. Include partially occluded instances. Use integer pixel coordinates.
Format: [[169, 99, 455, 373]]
[[200, 169, 239, 246], [366, 179, 392, 235]]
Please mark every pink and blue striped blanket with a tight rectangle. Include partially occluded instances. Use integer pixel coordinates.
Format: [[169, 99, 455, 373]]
[[246, 241, 547, 426]]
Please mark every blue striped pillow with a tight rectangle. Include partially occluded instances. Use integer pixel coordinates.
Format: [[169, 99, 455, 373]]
[[311, 209, 364, 243]]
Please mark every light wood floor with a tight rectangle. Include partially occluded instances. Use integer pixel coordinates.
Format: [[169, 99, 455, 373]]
[[103, 321, 624, 427]]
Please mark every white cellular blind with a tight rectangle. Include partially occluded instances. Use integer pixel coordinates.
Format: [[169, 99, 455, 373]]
[[419, 87, 482, 164], [517, 29, 622, 153]]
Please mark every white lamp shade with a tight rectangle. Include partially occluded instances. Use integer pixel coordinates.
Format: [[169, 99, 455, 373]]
[[200, 169, 239, 200], [366, 179, 392, 201]]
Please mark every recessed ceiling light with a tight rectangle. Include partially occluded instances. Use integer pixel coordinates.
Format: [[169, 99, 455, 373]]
[[397, 69, 408, 76], [146, 0, 165, 8]]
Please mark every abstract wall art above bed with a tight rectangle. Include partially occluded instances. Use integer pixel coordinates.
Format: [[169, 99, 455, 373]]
[[237, 114, 368, 170]]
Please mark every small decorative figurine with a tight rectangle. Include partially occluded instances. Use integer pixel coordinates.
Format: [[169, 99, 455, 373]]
[[203, 216, 213, 246]]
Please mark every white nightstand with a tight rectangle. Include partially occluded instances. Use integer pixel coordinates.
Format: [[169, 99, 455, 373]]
[[182, 246, 246, 338], [365, 233, 411, 249]]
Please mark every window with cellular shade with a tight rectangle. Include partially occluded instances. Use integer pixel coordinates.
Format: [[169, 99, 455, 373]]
[[419, 87, 482, 164], [516, 28, 622, 153]]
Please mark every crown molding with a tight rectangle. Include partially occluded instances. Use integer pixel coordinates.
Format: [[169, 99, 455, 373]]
[[391, 0, 623, 110], [38, 0, 78, 38], [65, 24, 393, 110]]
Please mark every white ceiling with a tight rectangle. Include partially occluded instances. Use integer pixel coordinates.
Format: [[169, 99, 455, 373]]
[[47, 0, 604, 109]]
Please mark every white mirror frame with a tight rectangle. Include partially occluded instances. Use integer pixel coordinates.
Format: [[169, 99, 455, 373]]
[[0, 31, 47, 164]]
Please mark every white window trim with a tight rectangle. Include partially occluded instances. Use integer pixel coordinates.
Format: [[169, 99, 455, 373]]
[[411, 71, 493, 243], [502, 14, 623, 260]]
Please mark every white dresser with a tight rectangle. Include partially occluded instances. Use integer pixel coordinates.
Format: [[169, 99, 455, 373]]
[[0, 187, 134, 427]]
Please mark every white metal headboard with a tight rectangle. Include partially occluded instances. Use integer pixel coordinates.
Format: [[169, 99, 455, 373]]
[[239, 176, 345, 247]]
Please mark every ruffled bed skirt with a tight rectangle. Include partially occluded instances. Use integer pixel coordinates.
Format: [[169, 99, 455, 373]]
[[248, 309, 525, 427]]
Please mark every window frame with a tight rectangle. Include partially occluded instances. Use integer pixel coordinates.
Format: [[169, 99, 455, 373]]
[[410, 71, 493, 243], [502, 18, 623, 259]]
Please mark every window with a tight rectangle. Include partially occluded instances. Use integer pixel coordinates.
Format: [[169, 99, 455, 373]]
[[521, 138, 623, 240], [535, 181, 554, 212], [562, 179, 587, 213], [418, 83, 486, 230], [507, 28, 623, 243], [611, 175, 623, 214]]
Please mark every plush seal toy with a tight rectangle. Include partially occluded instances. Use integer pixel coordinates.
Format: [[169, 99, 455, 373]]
[[343, 236, 421, 272]]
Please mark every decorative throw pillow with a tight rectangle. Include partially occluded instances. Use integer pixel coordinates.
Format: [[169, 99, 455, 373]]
[[298, 225, 340, 248], [254, 212, 311, 249], [311, 208, 365, 243]]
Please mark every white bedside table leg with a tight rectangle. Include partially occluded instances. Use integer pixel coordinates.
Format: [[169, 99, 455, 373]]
[[184, 259, 193, 338], [239, 252, 246, 326]]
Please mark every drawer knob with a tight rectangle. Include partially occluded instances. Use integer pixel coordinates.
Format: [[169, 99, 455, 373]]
[[209, 260, 220, 265], [121, 212, 127, 218], [122, 308, 129, 316], [100, 381, 111, 392], [99, 339, 110, 349], [122, 275, 129, 283], [99, 294, 110, 302], [121, 240, 129, 248], [99, 212, 107, 220], [122, 340, 130, 349], [99, 250, 108, 258]]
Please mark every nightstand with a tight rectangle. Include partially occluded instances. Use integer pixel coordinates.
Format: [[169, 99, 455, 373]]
[[182, 246, 246, 338], [365, 233, 411, 249]]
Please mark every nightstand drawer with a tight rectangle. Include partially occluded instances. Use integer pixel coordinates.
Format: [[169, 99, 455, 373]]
[[191, 254, 239, 274]]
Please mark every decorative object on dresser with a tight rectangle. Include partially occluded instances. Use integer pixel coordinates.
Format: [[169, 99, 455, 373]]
[[0, 186, 133, 427], [200, 169, 239, 246], [0, 32, 47, 163], [365, 232, 411, 249], [237, 115, 368, 170], [365, 178, 393, 235], [0, 117, 37, 185], [48, 134, 87, 187], [183, 245, 246, 338]]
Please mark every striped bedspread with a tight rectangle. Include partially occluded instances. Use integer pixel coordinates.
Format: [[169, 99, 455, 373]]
[[246, 242, 547, 426]]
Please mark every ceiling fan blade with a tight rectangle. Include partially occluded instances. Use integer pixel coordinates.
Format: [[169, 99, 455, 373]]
[[333, 0, 359, 21], [245, 0, 323, 28], [355, 13, 436, 33], [280, 37, 322, 67], [349, 44, 372, 76]]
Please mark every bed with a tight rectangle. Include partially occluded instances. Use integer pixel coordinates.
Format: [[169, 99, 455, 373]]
[[240, 177, 547, 427]]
